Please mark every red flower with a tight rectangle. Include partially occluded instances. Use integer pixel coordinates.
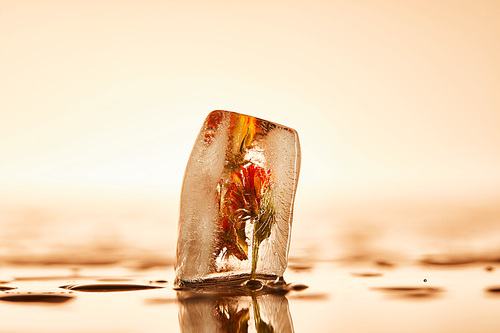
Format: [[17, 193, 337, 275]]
[[214, 164, 273, 262]]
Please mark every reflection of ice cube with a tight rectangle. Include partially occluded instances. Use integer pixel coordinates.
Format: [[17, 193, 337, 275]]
[[175, 110, 301, 286], [178, 293, 294, 333]]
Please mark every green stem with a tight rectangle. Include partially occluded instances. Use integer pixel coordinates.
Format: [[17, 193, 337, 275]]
[[251, 292, 261, 327], [250, 227, 260, 281], [251, 291, 275, 333]]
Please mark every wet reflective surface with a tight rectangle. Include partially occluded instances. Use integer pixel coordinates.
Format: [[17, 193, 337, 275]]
[[1, 261, 500, 332]]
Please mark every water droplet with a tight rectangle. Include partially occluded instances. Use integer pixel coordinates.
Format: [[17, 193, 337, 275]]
[[423, 279, 427, 282]]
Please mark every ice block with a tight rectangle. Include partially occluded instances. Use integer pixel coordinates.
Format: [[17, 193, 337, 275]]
[[175, 110, 301, 286]]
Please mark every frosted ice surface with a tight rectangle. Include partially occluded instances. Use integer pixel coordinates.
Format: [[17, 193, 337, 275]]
[[175, 110, 301, 286]]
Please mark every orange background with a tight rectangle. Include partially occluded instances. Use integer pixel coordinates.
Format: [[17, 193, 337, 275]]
[[1, 0, 499, 260]]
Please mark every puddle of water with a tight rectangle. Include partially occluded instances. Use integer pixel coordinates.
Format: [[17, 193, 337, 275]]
[[485, 286, 500, 293], [61, 283, 165, 292], [0, 286, 17, 291], [0, 263, 499, 332], [351, 272, 383, 277], [0, 293, 74, 303], [372, 286, 445, 299], [288, 264, 314, 272]]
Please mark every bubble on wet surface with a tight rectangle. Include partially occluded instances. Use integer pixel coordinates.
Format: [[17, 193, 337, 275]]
[[60, 283, 165, 292], [423, 279, 428, 282], [0, 293, 75, 303]]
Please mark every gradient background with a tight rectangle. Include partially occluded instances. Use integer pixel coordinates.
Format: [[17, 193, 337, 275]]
[[1, 0, 500, 264]]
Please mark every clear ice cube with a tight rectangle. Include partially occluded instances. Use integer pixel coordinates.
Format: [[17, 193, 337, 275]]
[[175, 110, 301, 286]]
